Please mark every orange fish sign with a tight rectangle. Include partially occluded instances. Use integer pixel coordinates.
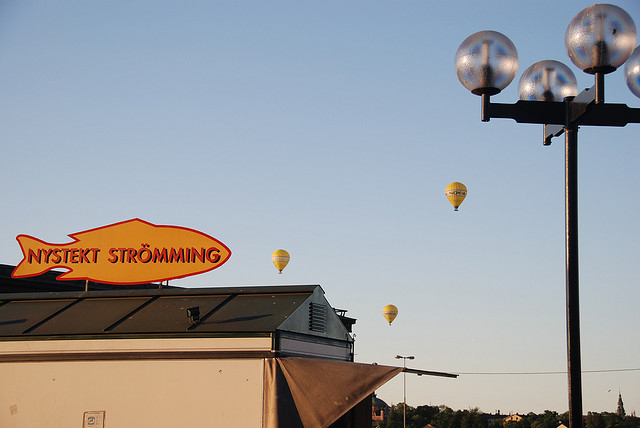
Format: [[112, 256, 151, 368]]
[[12, 218, 231, 285]]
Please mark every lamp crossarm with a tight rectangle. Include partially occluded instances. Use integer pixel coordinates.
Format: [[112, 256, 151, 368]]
[[485, 100, 566, 124], [483, 90, 640, 145], [486, 101, 640, 126], [577, 103, 640, 126]]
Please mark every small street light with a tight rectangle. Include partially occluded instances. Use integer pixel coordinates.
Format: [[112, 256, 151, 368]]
[[455, 5, 640, 428], [395, 354, 415, 428]]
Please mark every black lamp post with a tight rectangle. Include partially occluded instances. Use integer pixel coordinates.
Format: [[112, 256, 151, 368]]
[[454, 5, 640, 428]]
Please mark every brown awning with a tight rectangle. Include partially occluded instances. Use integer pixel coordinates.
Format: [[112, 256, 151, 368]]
[[264, 357, 403, 428]]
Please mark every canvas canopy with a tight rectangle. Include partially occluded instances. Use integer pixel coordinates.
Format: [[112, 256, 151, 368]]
[[263, 357, 403, 428]]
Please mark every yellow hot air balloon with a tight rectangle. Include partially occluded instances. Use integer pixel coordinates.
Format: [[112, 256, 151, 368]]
[[445, 182, 467, 211], [382, 304, 398, 325], [272, 249, 290, 274]]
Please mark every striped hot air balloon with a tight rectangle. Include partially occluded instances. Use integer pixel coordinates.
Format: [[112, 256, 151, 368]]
[[445, 182, 467, 211], [272, 249, 290, 274], [382, 304, 398, 325]]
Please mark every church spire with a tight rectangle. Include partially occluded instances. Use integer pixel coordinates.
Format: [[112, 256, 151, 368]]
[[616, 391, 626, 417]]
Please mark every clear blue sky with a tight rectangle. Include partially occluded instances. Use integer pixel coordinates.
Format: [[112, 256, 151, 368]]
[[1, 0, 638, 415]]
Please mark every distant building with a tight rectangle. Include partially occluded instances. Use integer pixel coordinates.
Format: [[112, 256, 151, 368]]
[[616, 392, 626, 417], [486, 413, 505, 426], [503, 414, 524, 424], [372, 392, 390, 425]]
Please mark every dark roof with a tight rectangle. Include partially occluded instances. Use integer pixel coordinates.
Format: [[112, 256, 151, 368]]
[[0, 285, 321, 338]]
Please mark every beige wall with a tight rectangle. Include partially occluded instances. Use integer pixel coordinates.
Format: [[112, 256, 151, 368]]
[[1, 358, 265, 428], [0, 336, 273, 356]]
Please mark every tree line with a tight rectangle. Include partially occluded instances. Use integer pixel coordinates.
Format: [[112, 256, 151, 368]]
[[376, 404, 639, 428]]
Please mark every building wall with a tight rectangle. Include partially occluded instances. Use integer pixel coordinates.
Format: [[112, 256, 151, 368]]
[[0, 358, 265, 428]]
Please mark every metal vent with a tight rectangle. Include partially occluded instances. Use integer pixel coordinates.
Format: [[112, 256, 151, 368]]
[[309, 302, 327, 332]]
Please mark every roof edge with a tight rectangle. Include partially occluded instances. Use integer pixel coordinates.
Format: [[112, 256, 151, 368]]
[[0, 284, 323, 300]]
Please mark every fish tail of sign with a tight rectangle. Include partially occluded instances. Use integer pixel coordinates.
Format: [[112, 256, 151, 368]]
[[11, 235, 55, 278]]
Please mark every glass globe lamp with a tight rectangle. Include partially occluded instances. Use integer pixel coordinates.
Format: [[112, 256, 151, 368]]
[[455, 30, 519, 95], [518, 60, 578, 101], [565, 4, 637, 74], [624, 45, 640, 98]]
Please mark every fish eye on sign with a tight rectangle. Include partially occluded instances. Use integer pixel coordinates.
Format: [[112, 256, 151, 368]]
[[11, 218, 232, 285]]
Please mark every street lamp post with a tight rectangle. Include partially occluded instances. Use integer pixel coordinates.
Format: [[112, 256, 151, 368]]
[[395, 354, 415, 428], [455, 5, 640, 428]]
